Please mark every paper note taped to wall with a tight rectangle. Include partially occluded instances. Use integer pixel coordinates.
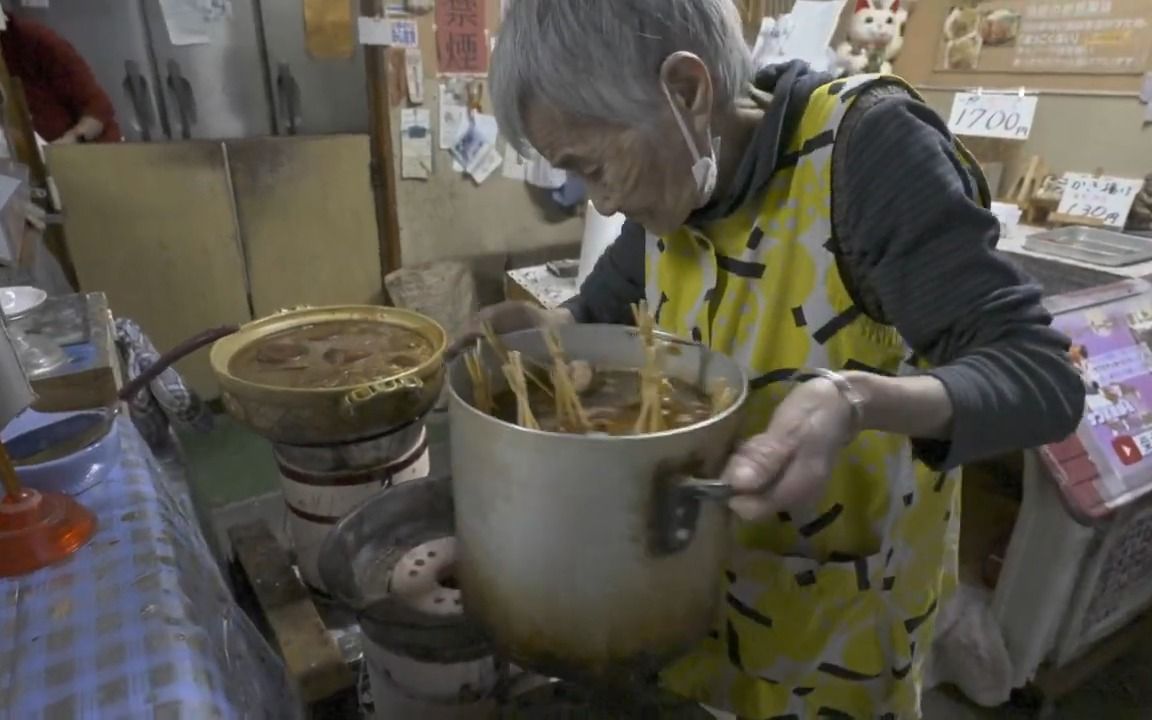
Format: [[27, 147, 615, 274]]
[[451, 113, 500, 181], [469, 145, 503, 184], [502, 144, 529, 181], [358, 16, 419, 48], [498, 145, 565, 188], [439, 83, 467, 151], [526, 149, 566, 189], [779, 0, 845, 71], [304, 0, 355, 60], [159, 0, 211, 46], [401, 109, 433, 180], [1142, 72, 1152, 124], [406, 48, 425, 104]]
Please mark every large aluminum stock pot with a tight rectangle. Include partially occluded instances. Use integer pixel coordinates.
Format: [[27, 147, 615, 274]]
[[447, 323, 749, 686]]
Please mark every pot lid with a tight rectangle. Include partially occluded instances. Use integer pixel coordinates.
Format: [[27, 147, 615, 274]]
[[500, 682, 714, 719]]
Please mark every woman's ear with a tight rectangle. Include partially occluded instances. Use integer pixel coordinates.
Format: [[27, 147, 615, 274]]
[[658, 51, 713, 136]]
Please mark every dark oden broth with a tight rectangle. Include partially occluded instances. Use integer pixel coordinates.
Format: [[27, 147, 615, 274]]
[[230, 320, 433, 389], [492, 368, 714, 435]]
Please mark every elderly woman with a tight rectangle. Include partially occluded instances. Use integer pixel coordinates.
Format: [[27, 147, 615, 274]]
[[479, 0, 1085, 717]]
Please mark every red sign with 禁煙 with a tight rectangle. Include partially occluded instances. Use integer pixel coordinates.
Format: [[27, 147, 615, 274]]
[[436, 0, 489, 75]]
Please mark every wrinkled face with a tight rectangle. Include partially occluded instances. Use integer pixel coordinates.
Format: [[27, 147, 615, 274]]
[[523, 102, 701, 236]]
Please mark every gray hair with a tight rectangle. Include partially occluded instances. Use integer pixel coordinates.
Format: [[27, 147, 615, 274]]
[[491, 0, 754, 154]]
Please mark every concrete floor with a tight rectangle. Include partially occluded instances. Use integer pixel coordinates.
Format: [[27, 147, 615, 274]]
[[181, 414, 1152, 719]]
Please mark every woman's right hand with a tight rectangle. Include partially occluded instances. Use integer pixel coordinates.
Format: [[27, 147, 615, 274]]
[[447, 301, 574, 358]]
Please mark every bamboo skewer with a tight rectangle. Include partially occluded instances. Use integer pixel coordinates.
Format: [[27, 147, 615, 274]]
[[464, 339, 493, 414], [502, 351, 539, 430], [544, 329, 590, 433], [633, 344, 666, 434], [631, 300, 665, 434], [632, 300, 655, 345], [481, 321, 552, 397]]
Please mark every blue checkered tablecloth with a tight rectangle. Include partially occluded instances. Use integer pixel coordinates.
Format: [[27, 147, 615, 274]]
[[0, 415, 300, 720]]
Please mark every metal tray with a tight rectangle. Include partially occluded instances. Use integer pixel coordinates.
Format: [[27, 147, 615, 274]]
[[1024, 226, 1152, 267], [1001, 251, 1124, 296]]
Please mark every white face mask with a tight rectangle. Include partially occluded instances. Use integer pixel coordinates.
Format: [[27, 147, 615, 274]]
[[661, 82, 719, 208]]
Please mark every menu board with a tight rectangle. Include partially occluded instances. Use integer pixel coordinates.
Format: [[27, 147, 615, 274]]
[[935, 0, 1152, 75], [1055, 295, 1152, 485]]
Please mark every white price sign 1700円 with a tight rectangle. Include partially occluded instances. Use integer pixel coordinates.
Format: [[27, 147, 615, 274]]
[[1056, 173, 1144, 228], [947, 92, 1038, 140]]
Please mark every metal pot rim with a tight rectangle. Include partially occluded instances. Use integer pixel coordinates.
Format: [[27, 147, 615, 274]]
[[210, 305, 447, 396], [446, 324, 749, 443]]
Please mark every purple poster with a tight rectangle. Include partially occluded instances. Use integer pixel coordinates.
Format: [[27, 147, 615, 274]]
[[1055, 294, 1152, 483]]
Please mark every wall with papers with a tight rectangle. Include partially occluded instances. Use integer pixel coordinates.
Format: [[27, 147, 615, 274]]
[[387, 0, 583, 269]]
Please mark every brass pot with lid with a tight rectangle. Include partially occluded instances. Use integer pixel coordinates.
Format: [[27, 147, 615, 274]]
[[209, 305, 446, 445]]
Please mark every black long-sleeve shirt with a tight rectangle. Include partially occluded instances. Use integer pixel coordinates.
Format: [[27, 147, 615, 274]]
[[565, 63, 1084, 470]]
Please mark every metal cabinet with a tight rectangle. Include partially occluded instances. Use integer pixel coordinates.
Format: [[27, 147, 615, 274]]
[[140, 0, 275, 139], [20, 0, 367, 141], [259, 0, 370, 136]]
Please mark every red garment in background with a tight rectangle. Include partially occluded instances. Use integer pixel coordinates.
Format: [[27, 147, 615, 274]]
[[1, 16, 120, 142]]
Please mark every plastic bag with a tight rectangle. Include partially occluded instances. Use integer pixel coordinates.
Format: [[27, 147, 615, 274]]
[[925, 581, 1014, 707]]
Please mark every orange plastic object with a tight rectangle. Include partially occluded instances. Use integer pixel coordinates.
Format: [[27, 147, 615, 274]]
[[0, 489, 96, 577]]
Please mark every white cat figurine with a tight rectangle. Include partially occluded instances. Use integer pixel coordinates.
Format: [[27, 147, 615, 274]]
[[836, 0, 902, 76]]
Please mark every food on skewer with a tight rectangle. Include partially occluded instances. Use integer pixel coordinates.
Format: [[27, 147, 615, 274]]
[[544, 328, 591, 433], [568, 359, 594, 394], [709, 380, 737, 415], [476, 307, 730, 436]]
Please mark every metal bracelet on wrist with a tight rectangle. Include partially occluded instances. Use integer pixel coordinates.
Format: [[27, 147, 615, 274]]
[[792, 368, 865, 440]]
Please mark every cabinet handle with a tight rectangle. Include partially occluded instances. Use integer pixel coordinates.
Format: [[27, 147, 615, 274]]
[[276, 62, 303, 135], [123, 60, 156, 141], [165, 59, 197, 139]]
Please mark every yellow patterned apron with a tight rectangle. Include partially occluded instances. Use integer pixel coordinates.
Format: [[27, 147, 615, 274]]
[[654, 75, 988, 719]]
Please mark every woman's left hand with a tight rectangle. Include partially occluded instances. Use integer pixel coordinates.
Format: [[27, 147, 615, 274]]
[[721, 378, 857, 521]]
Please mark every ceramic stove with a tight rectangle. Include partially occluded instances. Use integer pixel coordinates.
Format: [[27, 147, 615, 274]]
[[318, 473, 717, 719]]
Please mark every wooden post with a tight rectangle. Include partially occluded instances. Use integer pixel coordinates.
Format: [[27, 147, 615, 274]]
[[361, 0, 404, 298]]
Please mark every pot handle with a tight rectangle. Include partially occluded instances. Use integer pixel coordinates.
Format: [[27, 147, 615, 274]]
[[678, 476, 735, 501], [341, 375, 423, 416], [650, 472, 733, 556], [119, 325, 239, 402]]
